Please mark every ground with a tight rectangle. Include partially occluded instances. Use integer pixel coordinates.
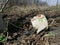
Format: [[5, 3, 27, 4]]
[[0, 5, 60, 45]]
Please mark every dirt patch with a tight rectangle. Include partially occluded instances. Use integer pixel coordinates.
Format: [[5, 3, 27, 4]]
[[2, 6, 60, 45]]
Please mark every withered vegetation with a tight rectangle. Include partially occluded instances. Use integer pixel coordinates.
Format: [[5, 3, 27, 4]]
[[2, 6, 60, 45]]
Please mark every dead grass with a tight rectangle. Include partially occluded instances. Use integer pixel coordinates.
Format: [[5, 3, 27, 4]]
[[3, 5, 49, 15], [3, 5, 60, 45], [4, 5, 60, 13]]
